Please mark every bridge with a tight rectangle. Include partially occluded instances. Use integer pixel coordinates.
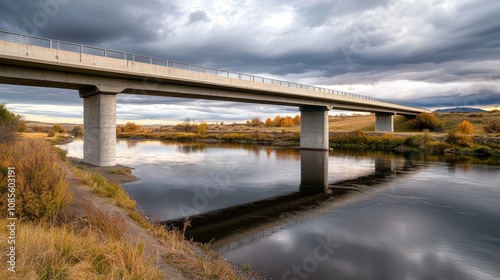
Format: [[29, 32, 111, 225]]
[[0, 30, 430, 166]]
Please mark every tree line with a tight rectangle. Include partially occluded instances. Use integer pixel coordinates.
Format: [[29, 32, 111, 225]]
[[248, 115, 301, 127]]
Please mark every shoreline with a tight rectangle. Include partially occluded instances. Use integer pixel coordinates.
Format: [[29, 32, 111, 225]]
[[64, 156, 262, 280]]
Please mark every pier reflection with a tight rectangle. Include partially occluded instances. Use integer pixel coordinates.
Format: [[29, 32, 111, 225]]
[[164, 151, 417, 245]]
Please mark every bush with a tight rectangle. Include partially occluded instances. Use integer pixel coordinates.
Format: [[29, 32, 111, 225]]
[[71, 125, 84, 137], [0, 104, 20, 143], [404, 133, 434, 149], [52, 123, 66, 133], [457, 120, 474, 134], [0, 139, 71, 220], [445, 132, 474, 148], [485, 120, 500, 133], [197, 123, 208, 135], [413, 113, 444, 132]]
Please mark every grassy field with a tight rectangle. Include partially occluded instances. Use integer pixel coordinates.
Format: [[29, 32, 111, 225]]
[[436, 112, 500, 134]]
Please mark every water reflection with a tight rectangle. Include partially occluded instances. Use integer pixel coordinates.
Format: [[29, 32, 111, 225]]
[[60, 140, 500, 280], [176, 144, 207, 154], [300, 150, 329, 192], [165, 152, 417, 247]]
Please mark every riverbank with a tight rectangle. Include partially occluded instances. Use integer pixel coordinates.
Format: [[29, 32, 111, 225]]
[[64, 157, 263, 279], [117, 130, 500, 158]]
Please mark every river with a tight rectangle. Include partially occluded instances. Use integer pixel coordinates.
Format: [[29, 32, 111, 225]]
[[63, 139, 500, 280]]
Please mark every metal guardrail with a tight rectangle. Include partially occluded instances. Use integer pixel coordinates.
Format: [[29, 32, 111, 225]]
[[0, 29, 420, 108]]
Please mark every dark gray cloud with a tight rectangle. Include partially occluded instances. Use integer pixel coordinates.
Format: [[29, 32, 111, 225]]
[[0, 85, 81, 106], [0, 0, 499, 122], [188, 10, 211, 24], [0, 0, 178, 46]]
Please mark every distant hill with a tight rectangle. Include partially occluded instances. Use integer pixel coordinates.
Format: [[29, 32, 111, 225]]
[[434, 107, 486, 113]]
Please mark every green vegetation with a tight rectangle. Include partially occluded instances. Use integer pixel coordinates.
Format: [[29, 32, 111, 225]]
[[411, 113, 445, 132], [71, 125, 83, 137], [72, 168, 136, 210], [329, 131, 500, 157]]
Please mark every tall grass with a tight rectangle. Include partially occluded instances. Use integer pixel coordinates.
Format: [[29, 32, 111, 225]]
[[0, 214, 164, 279], [72, 168, 136, 210], [0, 139, 71, 220]]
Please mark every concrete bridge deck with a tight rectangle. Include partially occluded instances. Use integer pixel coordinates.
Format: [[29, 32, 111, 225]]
[[0, 30, 431, 166]]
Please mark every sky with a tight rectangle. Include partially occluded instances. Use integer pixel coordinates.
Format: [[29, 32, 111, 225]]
[[0, 0, 499, 124]]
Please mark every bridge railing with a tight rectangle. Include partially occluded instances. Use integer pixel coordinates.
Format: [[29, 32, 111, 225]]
[[0, 29, 418, 108]]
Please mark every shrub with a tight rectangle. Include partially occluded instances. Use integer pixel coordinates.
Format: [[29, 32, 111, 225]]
[[485, 119, 500, 133], [71, 125, 84, 137], [457, 120, 474, 134], [413, 113, 444, 132], [0, 103, 20, 143], [404, 132, 434, 149], [445, 132, 474, 148], [249, 117, 261, 127], [0, 139, 71, 220], [47, 129, 56, 137], [124, 122, 142, 133], [197, 123, 208, 135], [52, 123, 66, 133]]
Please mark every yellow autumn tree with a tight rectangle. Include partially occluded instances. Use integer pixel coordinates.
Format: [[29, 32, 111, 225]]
[[280, 116, 294, 127], [457, 120, 474, 134], [273, 115, 282, 127]]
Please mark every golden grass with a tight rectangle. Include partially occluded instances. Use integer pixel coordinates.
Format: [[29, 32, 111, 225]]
[[19, 132, 48, 139], [72, 168, 136, 210], [0, 217, 164, 280]]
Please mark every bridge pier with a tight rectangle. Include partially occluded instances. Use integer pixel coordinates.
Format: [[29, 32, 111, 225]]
[[80, 89, 116, 166], [375, 113, 394, 132], [300, 106, 330, 150]]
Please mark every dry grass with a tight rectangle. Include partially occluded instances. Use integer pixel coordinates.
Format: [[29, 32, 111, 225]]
[[20, 132, 49, 139], [72, 168, 136, 211], [328, 114, 375, 131], [437, 111, 500, 134], [0, 216, 164, 280], [0, 139, 71, 220]]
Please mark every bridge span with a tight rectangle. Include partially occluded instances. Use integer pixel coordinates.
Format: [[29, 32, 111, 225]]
[[0, 30, 430, 166]]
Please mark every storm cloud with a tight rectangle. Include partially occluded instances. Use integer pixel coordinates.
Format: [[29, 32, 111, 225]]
[[0, 0, 499, 123]]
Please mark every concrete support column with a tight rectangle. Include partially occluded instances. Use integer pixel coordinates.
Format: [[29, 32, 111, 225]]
[[80, 91, 116, 166], [300, 106, 330, 150], [375, 113, 394, 132]]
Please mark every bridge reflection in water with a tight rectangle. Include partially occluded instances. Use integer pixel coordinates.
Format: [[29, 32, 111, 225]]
[[163, 150, 418, 248]]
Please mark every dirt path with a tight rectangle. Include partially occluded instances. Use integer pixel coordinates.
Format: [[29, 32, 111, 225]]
[[61, 160, 186, 280]]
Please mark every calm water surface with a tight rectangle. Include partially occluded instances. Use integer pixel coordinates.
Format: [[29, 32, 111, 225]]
[[64, 139, 500, 280]]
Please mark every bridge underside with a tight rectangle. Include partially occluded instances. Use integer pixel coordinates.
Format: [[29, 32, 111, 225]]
[[79, 92, 396, 166]]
